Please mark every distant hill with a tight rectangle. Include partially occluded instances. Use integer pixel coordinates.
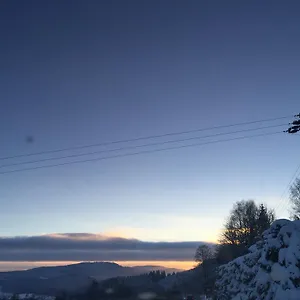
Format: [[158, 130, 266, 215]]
[[0, 262, 181, 295]]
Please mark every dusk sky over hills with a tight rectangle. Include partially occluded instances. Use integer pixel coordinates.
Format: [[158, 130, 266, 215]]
[[1, 1, 300, 270]]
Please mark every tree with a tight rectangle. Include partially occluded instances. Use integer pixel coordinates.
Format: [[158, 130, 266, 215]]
[[217, 200, 275, 263], [194, 244, 216, 296], [148, 270, 166, 282], [289, 178, 300, 220], [215, 243, 245, 265], [256, 203, 275, 235], [194, 244, 214, 264], [85, 279, 101, 300]]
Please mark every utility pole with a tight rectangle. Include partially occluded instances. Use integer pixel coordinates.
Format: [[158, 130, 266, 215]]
[[284, 113, 300, 134]]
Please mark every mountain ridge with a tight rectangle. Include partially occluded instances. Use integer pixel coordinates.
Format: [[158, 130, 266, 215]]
[[0, 262, 182, 295]]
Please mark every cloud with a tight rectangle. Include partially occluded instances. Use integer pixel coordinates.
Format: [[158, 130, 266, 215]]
[[0, 233, 210, 262]]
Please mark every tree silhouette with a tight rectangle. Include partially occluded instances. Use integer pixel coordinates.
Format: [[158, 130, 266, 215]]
[[217, 200, 275, 263], [194, 244, 214, 264]]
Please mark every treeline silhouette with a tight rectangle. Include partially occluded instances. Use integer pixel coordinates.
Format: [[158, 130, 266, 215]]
[[55, 270, 178, 300]]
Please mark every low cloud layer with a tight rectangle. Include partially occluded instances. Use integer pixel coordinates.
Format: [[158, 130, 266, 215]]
[[0, 233, 209, 261]]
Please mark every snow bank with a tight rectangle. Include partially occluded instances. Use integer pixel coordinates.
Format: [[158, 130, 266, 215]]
[[0, 291, 55, 300], [215, 219, 300, 300]]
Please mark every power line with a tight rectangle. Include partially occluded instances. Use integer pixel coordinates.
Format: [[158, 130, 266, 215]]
[[0, 131, 282, 175], [0, 123, 287, 169], [0, 115, 292, 161]]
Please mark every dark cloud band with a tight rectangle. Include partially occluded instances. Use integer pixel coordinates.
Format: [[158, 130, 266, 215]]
[[0, 233, 209, 261]]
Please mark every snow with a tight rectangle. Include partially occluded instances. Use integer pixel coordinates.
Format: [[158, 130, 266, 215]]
[[215, 219, 300, 299], [271, 263, 288, 282], [0, 291, 55, 300]]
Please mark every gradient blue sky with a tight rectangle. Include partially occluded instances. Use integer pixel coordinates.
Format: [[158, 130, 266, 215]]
[[1, 1, 300, 266]]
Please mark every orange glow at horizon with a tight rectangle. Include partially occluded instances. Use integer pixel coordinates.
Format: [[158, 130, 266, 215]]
[[0, 260, 196, 271], [115, 260, 196, 270]]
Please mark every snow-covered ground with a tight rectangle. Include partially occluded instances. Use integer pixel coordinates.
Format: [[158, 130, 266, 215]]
[[216, 219, 300, 300], [0, 291, 54, 300]]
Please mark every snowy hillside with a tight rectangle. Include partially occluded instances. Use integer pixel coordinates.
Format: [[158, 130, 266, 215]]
[[216, 219, 300, 300]]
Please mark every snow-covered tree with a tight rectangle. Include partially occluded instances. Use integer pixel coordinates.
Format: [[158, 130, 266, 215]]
[[215, 219, 300, 300]]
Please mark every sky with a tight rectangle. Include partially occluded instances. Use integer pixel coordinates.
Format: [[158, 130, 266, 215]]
[[1, 0, 300, 270]]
